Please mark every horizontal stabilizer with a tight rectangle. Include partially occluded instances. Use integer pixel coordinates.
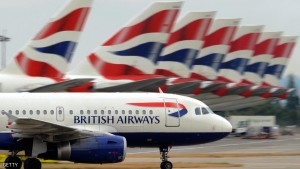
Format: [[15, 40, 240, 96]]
[[95, 77, 167, 92], [27, 78, 94, 92]]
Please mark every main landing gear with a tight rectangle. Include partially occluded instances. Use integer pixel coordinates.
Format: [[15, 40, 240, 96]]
[[24, 158, 41, 169], [4, 154, 41, 169], [159, 146, 173, 169]]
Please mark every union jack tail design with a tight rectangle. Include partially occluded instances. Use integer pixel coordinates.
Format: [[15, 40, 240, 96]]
[[70, 1, 183, 78], [263, 36, 298, 86], [216, 25, 263, 83], [155, 11, 215, 78], [190, 18, 240, 80], [242, 32, 281, 85], [3, 0, 92, 78]]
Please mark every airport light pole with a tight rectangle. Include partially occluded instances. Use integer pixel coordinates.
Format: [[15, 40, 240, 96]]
[[0, 30, 10, 70]]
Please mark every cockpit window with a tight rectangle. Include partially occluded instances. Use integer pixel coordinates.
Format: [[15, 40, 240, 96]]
[[202, 107, 214, 115], [195, 107, 201, 115], [201, 108, 210, 115]]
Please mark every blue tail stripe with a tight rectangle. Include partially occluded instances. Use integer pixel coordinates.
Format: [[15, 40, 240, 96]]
[[245, 62, 269, 77], [220, 58, 249, 73], [193, 53, 225, 71], [265, 64, 285, 78], [33, 41, 77, 62], [157, 49, 199, 68], [110, 42, 164, 63]]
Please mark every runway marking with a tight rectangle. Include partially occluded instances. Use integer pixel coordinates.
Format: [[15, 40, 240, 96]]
[[128, 137, 300, 154]]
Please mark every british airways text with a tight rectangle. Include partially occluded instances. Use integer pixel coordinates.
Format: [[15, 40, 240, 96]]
[[74, 115, 160, 124]]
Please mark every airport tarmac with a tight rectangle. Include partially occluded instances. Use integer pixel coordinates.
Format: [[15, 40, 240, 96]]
[[126, 135, 300, 169], [1, 135, 299, 169]]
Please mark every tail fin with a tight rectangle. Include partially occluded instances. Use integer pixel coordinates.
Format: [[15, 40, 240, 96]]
[[216, 25, 263, 83], [2, 0, 92, 78], [263, 36, 298, 86], [242, 32, 281, 85], [155, 11, 215, 78], [70, 1, 183, 77], [190, 18, 241, 80]]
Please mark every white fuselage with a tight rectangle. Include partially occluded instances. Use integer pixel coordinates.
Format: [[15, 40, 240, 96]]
[[0, 92, 231, 146]]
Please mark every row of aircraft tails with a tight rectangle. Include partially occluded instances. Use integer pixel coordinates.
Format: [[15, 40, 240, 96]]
[[0, 1, 297, 169], [0, 0, 297, 111]]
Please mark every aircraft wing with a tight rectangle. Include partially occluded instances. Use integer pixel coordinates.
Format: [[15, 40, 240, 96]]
[[27, 78, 94, 92], [3, 112, 111, 142]]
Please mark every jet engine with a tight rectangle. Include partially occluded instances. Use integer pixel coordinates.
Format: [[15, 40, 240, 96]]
[[38, 135, 126, 163]]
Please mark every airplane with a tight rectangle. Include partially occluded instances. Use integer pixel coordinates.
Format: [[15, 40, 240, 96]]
[[0, 92, 232, 169], [118, 17, 240, 95], [193, 25, 263, 105], [0, 0, 93, 92], [209, 35, 298, 111], [155, 11, 217, 93], [67, 1, 183, 92]]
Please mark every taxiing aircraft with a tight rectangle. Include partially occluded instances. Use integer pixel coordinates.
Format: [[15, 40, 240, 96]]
[[0, 93, 232, 169]]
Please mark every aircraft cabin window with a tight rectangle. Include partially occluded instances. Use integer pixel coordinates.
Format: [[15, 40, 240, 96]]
[[122, 110, 125, 114], [43, 110, 47, 115], [142, 110, 146, 115], [36, 110, 40, 115], [29, 110, 33, 115], [195, 107, 201, 115], [94, 110, 97, 115], [58, 110, 62, 115], [8, 110, 12, 115], [50, 110, 54, 115], [149, 110, 153, 114], [1, 111, 4, 115], [129, 110, 132, 115], [202, 108, 209, 115], [101, 110, 104, 115], [16, 110, 19, 115], [136, 110, 139, 115], [87, 110, 90, 114], [22, 110, 26, 115], [108, 110, 111, 115], [70, 110, 73, 115], [80, 110, 84, 115], [115, 110, 118, 115]]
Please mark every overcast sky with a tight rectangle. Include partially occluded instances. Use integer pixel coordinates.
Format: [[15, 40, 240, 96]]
[[0, 0, 299, 77]]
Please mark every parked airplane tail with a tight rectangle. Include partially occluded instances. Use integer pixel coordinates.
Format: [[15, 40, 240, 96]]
[[216, 25, 263, 83], [190, 18, 240, 80], [155, 11, 215, 78], [2, 0, 92, 78], [70, 1, 183, 77], [242, 32, 281, 85], [263, 36, 298, 86]]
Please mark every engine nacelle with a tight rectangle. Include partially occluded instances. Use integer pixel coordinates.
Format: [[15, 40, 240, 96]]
[[39, 135, 126, 163]]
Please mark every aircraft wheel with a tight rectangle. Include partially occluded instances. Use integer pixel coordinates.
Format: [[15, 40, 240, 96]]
[[24, 158, 41, 169], [4, 155, 22, 169], [160, 161, 173, 169]]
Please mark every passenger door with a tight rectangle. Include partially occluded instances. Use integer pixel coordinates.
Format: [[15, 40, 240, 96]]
[[164, 98, 180, 127], [56, 106, 64, 122]]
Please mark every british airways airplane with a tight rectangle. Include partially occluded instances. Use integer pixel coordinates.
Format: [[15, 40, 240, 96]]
[[0, 93, 231, 169], [0, 0, 93, 92]]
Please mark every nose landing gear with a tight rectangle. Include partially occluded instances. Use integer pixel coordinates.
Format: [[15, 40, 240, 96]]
[[159, 146, 173, 169]]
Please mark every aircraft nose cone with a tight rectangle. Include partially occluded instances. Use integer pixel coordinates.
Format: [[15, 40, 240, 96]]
[[213, 114, 232, 133], [223, 118, 232, 133]]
